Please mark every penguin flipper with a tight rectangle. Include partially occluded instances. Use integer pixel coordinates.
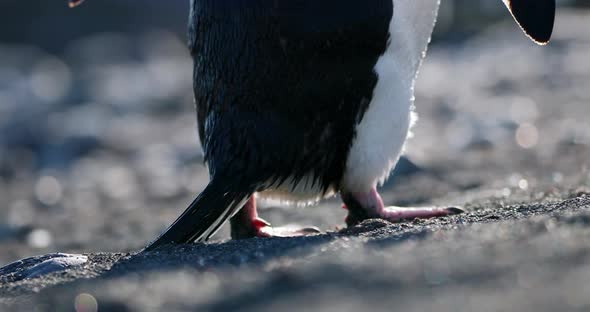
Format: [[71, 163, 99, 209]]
[[503, 0, 556, 44], [144, 177, 254, 251]]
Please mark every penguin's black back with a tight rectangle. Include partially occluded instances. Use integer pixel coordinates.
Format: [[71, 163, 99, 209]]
[[190, 0, 393, 192]]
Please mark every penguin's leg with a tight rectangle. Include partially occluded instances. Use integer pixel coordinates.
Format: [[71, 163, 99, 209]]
[[229, 194, 269, 239], [230, 193, 321, 239], [341, 188, 463, 226]]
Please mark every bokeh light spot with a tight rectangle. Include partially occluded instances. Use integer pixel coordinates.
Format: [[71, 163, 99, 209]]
[[515, 123, 539, 149], [518, 179, 529, 190], [75, 293, 98, 312], [30, 57, 72, 103], [35, 175, 63, 206], [27, 229, 53, 249], [101, 166, 137, 200]]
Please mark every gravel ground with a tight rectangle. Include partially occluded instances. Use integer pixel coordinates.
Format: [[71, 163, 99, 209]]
[[1, 9, 590, 312]]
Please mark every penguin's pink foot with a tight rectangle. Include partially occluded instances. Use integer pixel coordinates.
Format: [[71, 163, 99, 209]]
[[230, 195, 321, 239], [341, 188, 463, 226]]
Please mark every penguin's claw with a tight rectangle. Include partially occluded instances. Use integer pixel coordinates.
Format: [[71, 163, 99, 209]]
[[68, 0, 85, 7], [230, 195, 322, 239], [445, 207, 465, 215], [232, 216, 322, 239]]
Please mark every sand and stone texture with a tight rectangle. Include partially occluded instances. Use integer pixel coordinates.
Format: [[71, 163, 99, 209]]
[[1, 4, 590, 312]]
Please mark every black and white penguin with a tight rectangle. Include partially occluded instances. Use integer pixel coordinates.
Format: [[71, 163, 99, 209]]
[[129, 0, 555, 250]]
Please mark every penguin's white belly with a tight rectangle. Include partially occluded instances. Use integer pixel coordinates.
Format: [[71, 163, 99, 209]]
[[341, 0, 440, 192]]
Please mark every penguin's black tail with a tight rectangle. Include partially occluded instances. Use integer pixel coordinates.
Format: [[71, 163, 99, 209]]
[[144, 176, 255, 251]]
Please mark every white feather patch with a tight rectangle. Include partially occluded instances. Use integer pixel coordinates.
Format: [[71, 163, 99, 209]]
[[259, 175, 336, 207], [341, 0, 440, 192]]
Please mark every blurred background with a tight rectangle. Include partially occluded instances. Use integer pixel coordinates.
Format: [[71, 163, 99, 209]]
[[0, 0, 588, 265]]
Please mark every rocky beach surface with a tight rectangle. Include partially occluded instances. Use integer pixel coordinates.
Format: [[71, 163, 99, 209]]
[[1, 8, 590, 312]]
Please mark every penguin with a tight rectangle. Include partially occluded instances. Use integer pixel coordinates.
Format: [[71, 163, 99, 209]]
[[67, 0, 554, 249], [140, 0, 556, 250]]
